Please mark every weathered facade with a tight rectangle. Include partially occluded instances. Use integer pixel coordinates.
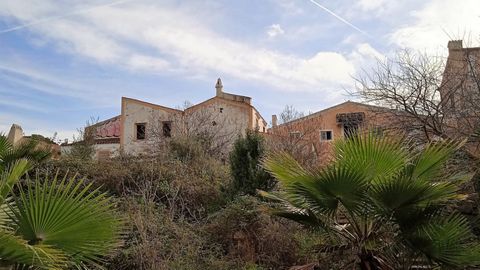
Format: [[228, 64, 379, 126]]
[[267, 101, 390, 164], [76, 79, 267, 158], [440, 40, 480, 139], [440, 40, 480, 113]]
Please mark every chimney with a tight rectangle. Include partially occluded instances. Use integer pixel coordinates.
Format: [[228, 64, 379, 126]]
[[215, 78, 223, 96], [272, 115, 277, 127], [448, 40, 463, 51]]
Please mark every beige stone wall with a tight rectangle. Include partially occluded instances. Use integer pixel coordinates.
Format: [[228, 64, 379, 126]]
[[94, 143, 121, 159], [252, 108, 268, 132], [185, 98, 251, 147], [441, 41, 480, 115], [122, 98, 181, 155], [7, 124, 24, 145]]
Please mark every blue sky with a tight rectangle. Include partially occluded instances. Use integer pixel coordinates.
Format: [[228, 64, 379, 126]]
[[0, 0, 479, 141]]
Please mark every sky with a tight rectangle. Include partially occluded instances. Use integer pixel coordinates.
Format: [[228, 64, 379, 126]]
[[0, 0, 479, 142]]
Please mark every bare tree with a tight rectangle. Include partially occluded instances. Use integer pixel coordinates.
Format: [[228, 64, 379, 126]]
[[267, 106, 328, 167], [146, 104, 241, 159], [353, 48, 480, 149]]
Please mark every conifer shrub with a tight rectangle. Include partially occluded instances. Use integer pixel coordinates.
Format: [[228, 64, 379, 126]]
[[229, 130, 275, 195]]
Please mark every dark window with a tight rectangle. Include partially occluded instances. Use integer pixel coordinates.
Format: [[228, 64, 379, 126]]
[[343, 125, 358, 139], [136, 123, 146, 140], [162, 121, 172, 137], [320, 130, 333, 141]]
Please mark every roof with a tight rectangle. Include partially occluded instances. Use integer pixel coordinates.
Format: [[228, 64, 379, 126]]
[[273, 100, 388, 128], [122, 97, 184, 113]]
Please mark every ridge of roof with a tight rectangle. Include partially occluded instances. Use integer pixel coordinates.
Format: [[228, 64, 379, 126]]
[[274, 100, 389, 127]]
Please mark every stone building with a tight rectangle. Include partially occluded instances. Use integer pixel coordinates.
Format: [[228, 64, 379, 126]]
[[267, 101, 390, 164], [71, 78, 267, 159], [441, 40, 480, 112], [6, 124, 60, 157], [440, 40, 480, 139]]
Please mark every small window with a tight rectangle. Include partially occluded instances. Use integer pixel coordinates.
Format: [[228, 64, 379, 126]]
[[136, 123, 146, 140], [162, 121, 172, 137], [320, 130, 333, 141]]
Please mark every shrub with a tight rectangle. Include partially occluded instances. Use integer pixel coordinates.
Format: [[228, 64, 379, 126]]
[[205, 196, 304, 269], [229, 130, 275, 195]]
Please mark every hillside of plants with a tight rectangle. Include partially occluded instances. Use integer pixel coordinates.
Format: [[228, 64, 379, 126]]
[[1, 50, 480, 270], [1, 126, 480, 269]]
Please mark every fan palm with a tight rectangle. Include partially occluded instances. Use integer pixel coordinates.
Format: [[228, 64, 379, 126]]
[[261, 133, 480, 269], [0, 135, 51, 172], [0, 160, 122, 269]]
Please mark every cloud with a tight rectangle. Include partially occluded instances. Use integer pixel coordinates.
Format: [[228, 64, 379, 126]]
[[389, 0, 480, 53], [0, 0, 379, 96], [357, 0, 386, 11], [267, 24, 285, 38]]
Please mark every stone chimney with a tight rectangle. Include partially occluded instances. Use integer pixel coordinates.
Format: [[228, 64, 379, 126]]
[[272, 115, 277, 127], [448, 40, 463, 51], [7, 124, 24, 145], [215, 78, 223, 96]]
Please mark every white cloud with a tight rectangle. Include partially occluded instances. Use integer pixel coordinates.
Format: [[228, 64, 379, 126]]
[[390, 0, 480, 53], [0, 0, 374, 95], [267, 24, 285, 38], [357, 0, 386, 11]]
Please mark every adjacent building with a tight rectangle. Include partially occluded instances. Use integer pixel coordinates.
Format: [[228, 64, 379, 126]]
[[267, 101, 389, 164], [68, 78, 267, 159], [6, 124, 60, 157]]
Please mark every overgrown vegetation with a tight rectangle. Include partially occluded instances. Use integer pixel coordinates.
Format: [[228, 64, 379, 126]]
[[0, 135, 123, 269], [230, 130, 275, 195], [261, 133, 480, 269]]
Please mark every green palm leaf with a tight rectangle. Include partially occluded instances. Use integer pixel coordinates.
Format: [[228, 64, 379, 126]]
[[411, 140, 464, 182], [407, 214, 480, 266], [6, 174, 123, 269], [261, 133, 480, 268], [0, 160, 30, 206], [0, 134, 50, 172], [0, 231, 67, 269], [333, 132, 408, 183]]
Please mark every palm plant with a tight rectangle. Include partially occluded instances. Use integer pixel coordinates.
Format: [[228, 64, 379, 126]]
[[0, 135, 51, 172], [0, 156, 122, 268], [261, 133, 480, 269]]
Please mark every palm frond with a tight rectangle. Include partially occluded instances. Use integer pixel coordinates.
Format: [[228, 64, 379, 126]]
[[7, 174, 123, 268], [410, 140, 464, 182], [0, 160, 30, 206], [0, 231, 67, 269], [333, 132, 408, 183], [406, 214, 480, 267], [1, 139, 51, 170], [262, 152, 309, 186]]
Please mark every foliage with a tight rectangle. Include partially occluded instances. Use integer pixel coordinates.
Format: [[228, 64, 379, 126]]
[[0, 134, 51, 172], [205, 196, 304, 269], [230, 130, 275, 195], [261, 132, 480, 269], [0, 135, 122, 269], [107, 199, 232, 270], [0, 169, 123, 269]]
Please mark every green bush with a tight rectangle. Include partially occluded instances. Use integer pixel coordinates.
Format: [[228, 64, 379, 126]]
[[229, 130, 275, 195]]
